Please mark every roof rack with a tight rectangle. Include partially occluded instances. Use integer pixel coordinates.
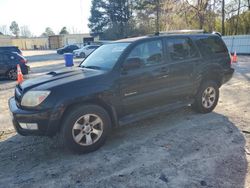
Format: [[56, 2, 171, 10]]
[[155, 29, 205, 36]]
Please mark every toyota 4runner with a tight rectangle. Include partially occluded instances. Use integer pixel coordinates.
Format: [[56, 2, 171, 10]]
[[9, 33, 234, 153]]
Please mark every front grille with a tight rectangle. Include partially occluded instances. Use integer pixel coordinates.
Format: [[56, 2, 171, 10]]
[[15, 85, 23, 107]]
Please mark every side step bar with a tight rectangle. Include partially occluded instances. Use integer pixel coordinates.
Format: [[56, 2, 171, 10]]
[[118, 99, 194, 126]]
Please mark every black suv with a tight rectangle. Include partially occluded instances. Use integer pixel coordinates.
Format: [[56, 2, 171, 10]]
[[9, 33, 234, 153], [57, 45, 79, 55], [0, 46, 22, 55], [0, 52, 29, 80]]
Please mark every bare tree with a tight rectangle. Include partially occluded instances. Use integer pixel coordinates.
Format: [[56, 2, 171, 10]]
[[20, 25, 32, 37], [0, 25, 9, 35], [185, 0, 210, 29]]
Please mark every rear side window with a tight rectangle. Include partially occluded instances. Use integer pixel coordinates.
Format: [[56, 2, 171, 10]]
[[127, 39, 163, 66], [195, 36, 228, 56], [166, 37, 199, 61], [0, 54, 15, 61]]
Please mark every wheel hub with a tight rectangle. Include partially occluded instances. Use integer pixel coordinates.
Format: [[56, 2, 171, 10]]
[[84, 125, 91, 133]]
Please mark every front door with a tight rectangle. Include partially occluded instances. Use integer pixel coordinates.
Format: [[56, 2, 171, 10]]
[[119, 39, 170, 116]]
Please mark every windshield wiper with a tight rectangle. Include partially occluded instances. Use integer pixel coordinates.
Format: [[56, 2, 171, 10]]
[[81, 65, 101, 70]]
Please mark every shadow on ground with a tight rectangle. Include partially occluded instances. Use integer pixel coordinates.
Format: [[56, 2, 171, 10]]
[[0, 108, 247, 188]]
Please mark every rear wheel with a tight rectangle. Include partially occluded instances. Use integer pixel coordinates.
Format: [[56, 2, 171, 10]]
[[192, 81, 219, 113], [7, 68, 17, 80], [61, 105, 111, 153]]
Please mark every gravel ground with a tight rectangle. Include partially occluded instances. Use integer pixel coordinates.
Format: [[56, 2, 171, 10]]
[[0, 52, 249, 188]]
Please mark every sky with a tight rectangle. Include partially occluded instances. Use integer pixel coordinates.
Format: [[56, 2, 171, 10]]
[[0, 0, 92, 36]]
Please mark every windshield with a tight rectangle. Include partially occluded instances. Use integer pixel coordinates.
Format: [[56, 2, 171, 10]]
[[80, 42, 130, 70]]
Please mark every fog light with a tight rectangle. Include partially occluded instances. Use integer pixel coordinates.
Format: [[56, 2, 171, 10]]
[[19, 123, 38, 130]]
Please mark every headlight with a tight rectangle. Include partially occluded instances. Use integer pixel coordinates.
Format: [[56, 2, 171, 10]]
[[21, 91, 51, 107]]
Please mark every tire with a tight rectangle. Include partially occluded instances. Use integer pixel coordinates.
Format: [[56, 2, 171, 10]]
[[61, 105, 111, 153], [80, 52, 85, 58], [191, 81, 219, 113], [7, 68, 17, 80]]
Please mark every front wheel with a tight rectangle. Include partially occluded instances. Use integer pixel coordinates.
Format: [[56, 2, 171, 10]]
[[7, 68, 17, 80], [192, 81, 219, 113], [61, 105, 111, 153]]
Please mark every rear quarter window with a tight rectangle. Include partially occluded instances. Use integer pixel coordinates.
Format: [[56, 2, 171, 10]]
[[166, 37, 199, 61], [195, 36, 228, 57], [0, 54, 15, 62]]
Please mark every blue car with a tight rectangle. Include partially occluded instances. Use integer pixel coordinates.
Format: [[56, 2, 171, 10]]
[[0, 51, 30, 80]]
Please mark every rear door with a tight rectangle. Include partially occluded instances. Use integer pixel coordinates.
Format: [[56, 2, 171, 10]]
[[164, 36, 201, 99], [0, 53, 12, 75], [119, 39, 171, 116], [0, 54, 5, 74]]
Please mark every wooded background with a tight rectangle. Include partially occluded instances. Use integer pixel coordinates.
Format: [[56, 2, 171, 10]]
[[88, 0, 250, 40]]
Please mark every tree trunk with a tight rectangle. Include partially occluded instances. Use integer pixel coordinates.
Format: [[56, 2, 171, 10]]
[[156, 0, 160, 33], [222, 0, 225, 35], [235, 0, 241, 35]]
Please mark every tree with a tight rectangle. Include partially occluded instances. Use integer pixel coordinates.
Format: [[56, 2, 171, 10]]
[[185, 0, 210, 29], [9, 21, 20, 38], [222, 0, 225, 35], [0, 25, 9, 35], [20, 25, 32, 37], [88, 0, 109, 35], [41, 27, 55, 37], [89, 0, 133, 39], [88, 0, 250, 38], [59, 27, 69, 35]]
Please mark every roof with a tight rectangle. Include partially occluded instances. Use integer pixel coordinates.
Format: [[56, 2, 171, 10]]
[[114, 33, 216, 43], [115, 36, 148, 42]]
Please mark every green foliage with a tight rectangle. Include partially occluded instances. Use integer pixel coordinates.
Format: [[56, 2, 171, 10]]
[[9, 21, 20, 38], [89, 0, 250, 39], [89, 0, 133, 39], [41, 27, 55, 37], [59, 27, 69, 35]]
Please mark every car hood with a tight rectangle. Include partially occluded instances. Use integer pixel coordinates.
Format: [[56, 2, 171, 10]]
[[19, 67, 106, 92]]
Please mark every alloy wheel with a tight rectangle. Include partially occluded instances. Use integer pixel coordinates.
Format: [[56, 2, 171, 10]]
[[72, 114, 103, 146], [202, 87, 216, 109]]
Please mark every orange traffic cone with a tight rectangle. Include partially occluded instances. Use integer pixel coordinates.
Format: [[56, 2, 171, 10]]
[[17, 64, 24, 84], [231, 51, 238, 63]]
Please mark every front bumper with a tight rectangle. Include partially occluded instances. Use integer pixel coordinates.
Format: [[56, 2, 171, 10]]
[[222, 67, 234, 84], [21, 65, 30, 75], [8, 97, 62, 136]]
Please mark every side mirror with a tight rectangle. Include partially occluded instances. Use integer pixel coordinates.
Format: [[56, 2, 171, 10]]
[[123, 58, 143, 71]]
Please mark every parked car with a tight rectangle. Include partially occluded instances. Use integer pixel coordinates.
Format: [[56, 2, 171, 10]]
[[73, 45, 100, 58], [0, 52, 29, 80], [56, 45, 79, 55], [0, 46, 22, 55], [9, 33, 234, 153]]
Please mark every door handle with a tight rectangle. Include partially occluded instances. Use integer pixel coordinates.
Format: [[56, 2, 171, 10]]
[[160, 67, 169, 73]]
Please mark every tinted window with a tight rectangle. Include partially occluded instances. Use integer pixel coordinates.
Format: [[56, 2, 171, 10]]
[[0, 53, 15, 61], [195, 36, 228, 56], [127, 40, 163, 66], [0, 47, 19, 53], [89, 46, 98, 49], [166, 38, 198, 61]]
